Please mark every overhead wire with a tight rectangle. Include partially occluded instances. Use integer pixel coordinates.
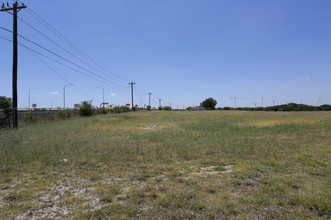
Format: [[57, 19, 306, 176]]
[[18, 2, 167, 102], [3, 2, 172, 105], [0, 35, 98, 101], [20, 43, 123, 89], [28, 50, 96, 101], [17, 15, 126, 85], [2, 34, 168, 106], [0, 25, 126, 88], [21, 5, 130, 83], [0, 34, 12, 42]]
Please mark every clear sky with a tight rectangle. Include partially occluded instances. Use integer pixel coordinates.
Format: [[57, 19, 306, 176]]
[[0, 0, 330, 109]]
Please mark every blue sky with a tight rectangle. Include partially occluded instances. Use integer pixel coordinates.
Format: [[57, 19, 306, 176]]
[[0, 0, 330, 108]]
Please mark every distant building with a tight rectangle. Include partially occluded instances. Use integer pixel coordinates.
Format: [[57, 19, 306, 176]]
[[191, 106, 206, 111]]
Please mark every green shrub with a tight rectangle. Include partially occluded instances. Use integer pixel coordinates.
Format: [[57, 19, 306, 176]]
[[66, 109, 71, 118], [163, 106, 172, 111], [79, 101, 94, 116], [97, 107, 108, 114], [57, 109, 67, 119], [111, 105, 131, 114], [0, 96, 11, 128], [23, 110, 40, 124], [47, 111, 56, 121], [121, 106, 130, 112], [112, 106, 123, 114], [132, 106, 137, 111], [319, 104, 331, 111], [147, 105, 151, 111], [158, 106, 163, 110]]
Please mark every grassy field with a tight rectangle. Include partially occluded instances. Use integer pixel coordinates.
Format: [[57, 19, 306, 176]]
[[0, 110, 330, 219]]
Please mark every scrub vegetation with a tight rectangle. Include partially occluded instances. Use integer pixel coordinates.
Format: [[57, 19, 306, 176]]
[[0, 111, 330, 219]]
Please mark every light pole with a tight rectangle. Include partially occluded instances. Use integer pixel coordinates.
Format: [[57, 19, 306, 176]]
[[28, 88, 36, 109], [96, 87, 105, 106], [148, 93, 152, 107], [129, 82, 135, 109], [63, 84, 73, 109]]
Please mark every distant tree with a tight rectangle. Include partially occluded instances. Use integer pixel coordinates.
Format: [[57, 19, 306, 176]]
[[201, 98, 217, 110], [319, 104, 331, 111], [147, 105, 151, 111]]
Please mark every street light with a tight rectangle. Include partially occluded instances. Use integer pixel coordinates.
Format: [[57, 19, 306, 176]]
[[63, 84, 73, 109], [96, 87, 105, 106], [28, 88, 36, 109]]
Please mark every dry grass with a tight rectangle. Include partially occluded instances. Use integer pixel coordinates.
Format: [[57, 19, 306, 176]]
[[0, 110, 330, 219]]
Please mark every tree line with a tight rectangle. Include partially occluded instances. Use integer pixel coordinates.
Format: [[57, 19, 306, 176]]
[[218, 103, 331, 111], [195, 98, 331, 112]]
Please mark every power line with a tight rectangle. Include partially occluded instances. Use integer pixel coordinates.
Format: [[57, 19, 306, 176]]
[[0, 25, 126, 88], [22, 6, 130, 84], [17, 15, 127, 85], [20, 43, 124, 89], [5, 2, 169, 108], [0, 34, 11, 42], [1, 35, 101, 103], [19, 3, 166, 103], [28, 49, 96, 101]]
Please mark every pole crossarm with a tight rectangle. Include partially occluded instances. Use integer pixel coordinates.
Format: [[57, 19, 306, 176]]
[[0, 3, 26, 12]]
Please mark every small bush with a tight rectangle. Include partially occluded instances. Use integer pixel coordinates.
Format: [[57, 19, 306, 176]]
[[57, 109, 67, 119], [0, 96, 11, 128], [147, 105, 151, 111], [79, 101, 94, 116], [47, 111, 56, 121], [121, 106, 130, 112], [163, 106, 172, 111], [66, 109, 71, 118], [23, 110, 40, 124], [112, 106, 123, 114], [111, 106, 131, 114], [158, 106, 163, 110], [97, 107, 108, 114], [132, 106, 137, 111]]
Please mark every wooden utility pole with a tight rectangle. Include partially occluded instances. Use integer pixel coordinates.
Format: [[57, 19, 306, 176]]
[[1, 1, 26, 129], [129, 82, 135, 108]]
